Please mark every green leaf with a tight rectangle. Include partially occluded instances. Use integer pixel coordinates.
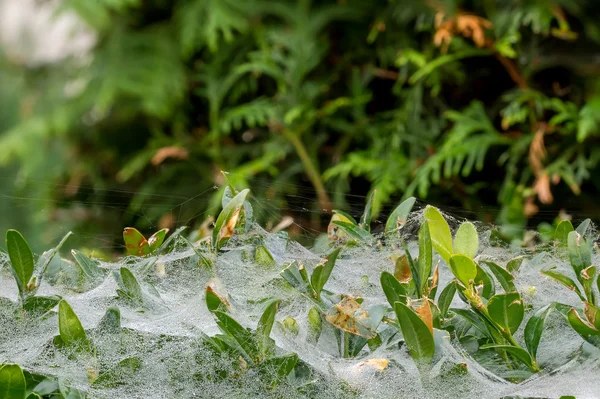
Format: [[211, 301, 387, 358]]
[[310, 248, 341, 298], [451, 308, 490, 337], [331, 210, 357, 226], [380, 271, 407, 307], [474, 265, 495, 299], [385, 197, 416, 234], [147, 228, 169, 252], [93, 357, 141, 388], [480, 344, 534, 370], [541, 269, 585, 301], [554, 220, 574, 247], [404, 247, 421, 297], [255, 245, 276, 268], [393, 301, 435, 364], [418, 221, 433, 292], [6, 229, 35, 298], [586, 302, 600, 330], [568, 231, 592, 276], [524, 303, 555, 359], [453, 222, 478, 259], [58, 379, 85, 399], [482, 261, 516, 292], [423, 206, 453, 264], [487, 292, 524, 334], [280, 261, 311, 294], [330, 221, 373, 243], [37, 231, 73, 280], [256, 299, 281, 359], [438, 281, 457, 319], [213, 310, 258, 361], [259, 353, 298, 387], [206, 284, 229, 312], [448, 254, 477, 287], [97, 306, 121, 333], [71, 250, 103, 279], [123, 227, 150, 256], [0, 364, 26, 399], [576, 218, 591, 236], [119, 267, 143, 305], [359, 190, 375, 232], [22, 295, 61, 317], [58, 300, 91, 352], [307, 306, 322, 344], [212, 188, 250, 250], [567, 308, 600, 348], [26, 394, 42, 399]]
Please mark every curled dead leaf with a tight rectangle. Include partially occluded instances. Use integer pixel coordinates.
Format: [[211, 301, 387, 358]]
[[358, 358, 389, 371], [218, 207, 241, 245], [152, 146, 189, 166], [409, 297, 434, 334], [325, 296, 377, 339]]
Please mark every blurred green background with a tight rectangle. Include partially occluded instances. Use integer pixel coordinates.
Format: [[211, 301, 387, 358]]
[[2, 0, 600, 252]]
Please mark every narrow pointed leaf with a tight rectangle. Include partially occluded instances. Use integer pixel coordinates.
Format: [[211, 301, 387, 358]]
[[393, 301, 434, 364], [568, 231, 592, 276], [380, 271, 407, 307], [385, 197, 416, 234], [311, 248, 341, 298], [453, 222, 478, 259], [541, 269, 585, 301], [6, 229, 34, 296], [448, 254, 477, 287], [483, 261, 516, 292], [451, 308, 491, 337], [213, 310, 258, 361], [212, 188, 250, 250], [480, 344, 534, 369], [256, 299, 281, 358], [487, 292, 524, 334], [0, 364, 26, 399], [330, 221, 373, 242], [576, 218, 591, 236], [418, 221, 432, 292], [23, 295, 61, 317], [567, 308, 600, 348], [280, 261, 311, 294], [97, 306, 121, 333], [424, 206, 453, 264], [359, 190, 376, 232], [71, 250, 103, 279], [438, 281, 457, 318], [120, 267, 143, 304], [259, 353, 298, 386], [37, 231, 73, 278], [474, 264, 495, 299], [206, 283, 230, 312], [58, 300, 91, 352], [524, 303, 554, 359]]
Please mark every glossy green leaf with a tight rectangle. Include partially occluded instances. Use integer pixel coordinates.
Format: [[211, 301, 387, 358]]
[[330, 221, 373, 242], [71, 250, 103, 279], [567, 308, 600, 348], [255, 245, 276, 268], [418, 221, 433, 291], [385, 197, 416, 234], [482, 261, 516, 293], [554, 220, 574, 247], [394, 301, 434, 364], [0, 364, 26, 399], [147, 228, 169, 252], [480, 344, 534, 370], [311, 248, 341, 298], [259, 353, 298, 386], [424, 206, 453, 264], [213, 310, 258, 361], [6, 229, 35, 297], [448, 254, 477, 287], [58, 300, 91, 352], [212, 188, 250, 250], [487, 292, 524, 334], [437, 281, 457, 318], [524, 303, 554, 359], [123, 227, 150, 256], [380, 271, 407, 307], [541, 269, 585, 301], [256, 299, 281, 359], [453, 222, 479, 259]]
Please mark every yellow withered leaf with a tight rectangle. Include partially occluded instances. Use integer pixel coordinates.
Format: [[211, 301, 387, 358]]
[[393, 254, 412, 283], [358, 358, 389, 371], [325, 296, 377, 339], [410, 297, 434, 334], [218, 207, 241, 245]]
